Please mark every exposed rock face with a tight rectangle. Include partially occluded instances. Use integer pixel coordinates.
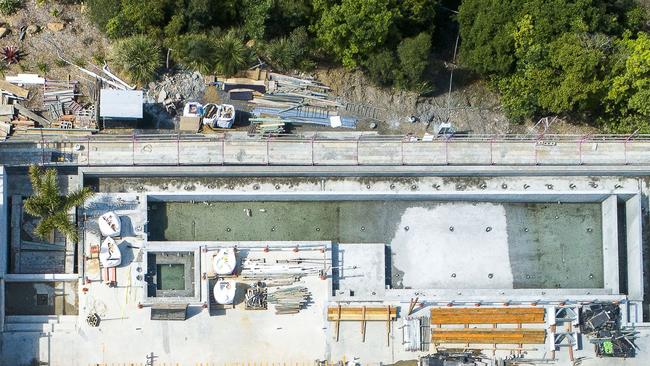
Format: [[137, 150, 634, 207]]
[[0, 27, 9, 38], [47, 22, 65, 32]]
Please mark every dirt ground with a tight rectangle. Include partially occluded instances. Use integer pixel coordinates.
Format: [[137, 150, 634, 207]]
[[0, 1, 111, 107]]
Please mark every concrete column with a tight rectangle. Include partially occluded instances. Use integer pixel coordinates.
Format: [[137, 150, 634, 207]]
[[626, 194, 644, 301], [601, 195, 619, 294], [0, 166, 6, 332], [0, 166, 7, 275]]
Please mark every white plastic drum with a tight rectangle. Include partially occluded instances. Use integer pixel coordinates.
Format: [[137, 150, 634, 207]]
[[213, 280, 236, 305], [213, 248, 236, 275], [98, 211, 121, 237], [99, 237, 122, 268]]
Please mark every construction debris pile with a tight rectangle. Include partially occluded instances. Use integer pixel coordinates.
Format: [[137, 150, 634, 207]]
[[0, 73, 99, 138], [244, 282, 268, 310], [146, 72, 205, 116], [267, 286, 311, 314], [217, 69, 357, 135], [581, 303, 638, 358]]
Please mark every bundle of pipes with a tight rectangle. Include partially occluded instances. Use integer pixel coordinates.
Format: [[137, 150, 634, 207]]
[[267, 286, 311, 315]]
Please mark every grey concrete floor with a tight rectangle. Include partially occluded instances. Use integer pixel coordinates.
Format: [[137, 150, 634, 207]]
[[149, 200, 603, 290]]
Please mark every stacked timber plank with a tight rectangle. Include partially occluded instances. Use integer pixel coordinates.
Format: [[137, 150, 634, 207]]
[[431, 328, 546, 344], [430, 307, 546, 346], [327, 305, 397, 344], [430, 307, 545, 324], [267, 286, 310, 314]]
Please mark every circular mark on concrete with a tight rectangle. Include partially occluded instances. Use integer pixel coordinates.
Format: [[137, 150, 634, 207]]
[[486, 226, 492, 232], [501, 183, 508, 189], [361, 226, 365, 231], [451, 273, 456, 278], [207, 184, 216, 189], [449, 226, 454, 232], [404, 226, 410, 231], [526, 274, 531, 279], [524, 228, 529, 232], [488, 273, 494, 279], [546, 184, 553, 190], [275, 184, 281, 190], [569, 183, 576, 189], [587, 227, 593, 232], [390, 184, 395, 189], [226, 227, 231, 232], [253, 184, 260, 190], [271, 227, 276, 232], [523, 184, 530, 189], [228, 185, 234, 190], [480, 183, 487, 189], [315, 227, 320, 232], [589, 273, 594, 279], [411, 184, 418, 190], [372, 291, 376, 295], [555, 216, 560, 219], [366, 184, 371, 189]]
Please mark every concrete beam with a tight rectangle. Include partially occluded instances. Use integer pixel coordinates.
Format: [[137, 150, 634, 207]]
[[602, 195, 619, 294], [626, 194, 644, 301], [79, 165, 650, 178]]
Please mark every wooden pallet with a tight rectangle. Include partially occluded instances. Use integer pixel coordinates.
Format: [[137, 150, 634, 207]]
[[431, 328, 546, 344], [430, 307, 545, 325], [327, 305, 397, 345]]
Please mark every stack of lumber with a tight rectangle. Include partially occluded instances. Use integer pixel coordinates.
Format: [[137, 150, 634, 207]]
[[267, 286, 310, 314], [431, 328, 546, 344], [327, 305, 398, 344], [327, 305, 398, 321], [430, 307, 545, 324], [430, 307, 546, 346]]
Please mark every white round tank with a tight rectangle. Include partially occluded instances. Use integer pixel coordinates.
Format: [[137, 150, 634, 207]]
[[213, 280, 236, 305]]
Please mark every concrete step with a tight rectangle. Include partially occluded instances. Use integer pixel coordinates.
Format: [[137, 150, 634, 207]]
[[4, 322, 52, 333], [5, 315, 58, 323]]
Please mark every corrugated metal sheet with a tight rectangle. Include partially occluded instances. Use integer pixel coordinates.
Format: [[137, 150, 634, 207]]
[[99, 89, 143, 119]]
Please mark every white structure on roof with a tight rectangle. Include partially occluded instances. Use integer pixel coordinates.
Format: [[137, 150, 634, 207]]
[[99, 89, 143, 119]]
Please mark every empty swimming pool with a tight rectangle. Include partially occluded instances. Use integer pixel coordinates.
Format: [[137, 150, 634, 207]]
[[148, 200, 604, 289]]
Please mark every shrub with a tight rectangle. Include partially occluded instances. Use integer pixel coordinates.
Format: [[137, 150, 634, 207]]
[[111, 35, 162, 85], [262, 27, 312, 72], [364, 50, 396, 86], [214, 30, 251, 76], [86, 0, 121, 32], [172, 33, 217, 74], [395, 32, 432, 90], [0, 0, 21, 15]]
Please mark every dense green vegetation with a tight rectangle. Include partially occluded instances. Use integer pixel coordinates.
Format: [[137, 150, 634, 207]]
[[458, 0, 649, 132], [86, 0, 649, 131]]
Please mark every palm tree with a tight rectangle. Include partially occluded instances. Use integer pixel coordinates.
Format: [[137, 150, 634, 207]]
[[23, 165, 94, 243]]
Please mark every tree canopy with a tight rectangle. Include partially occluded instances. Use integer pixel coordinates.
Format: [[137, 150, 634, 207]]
[[23, 165, 94, 243], [458, 0, 648, 130]]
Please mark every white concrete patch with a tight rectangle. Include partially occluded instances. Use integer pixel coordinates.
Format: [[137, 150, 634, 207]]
[[392, 203, 514, 289]]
